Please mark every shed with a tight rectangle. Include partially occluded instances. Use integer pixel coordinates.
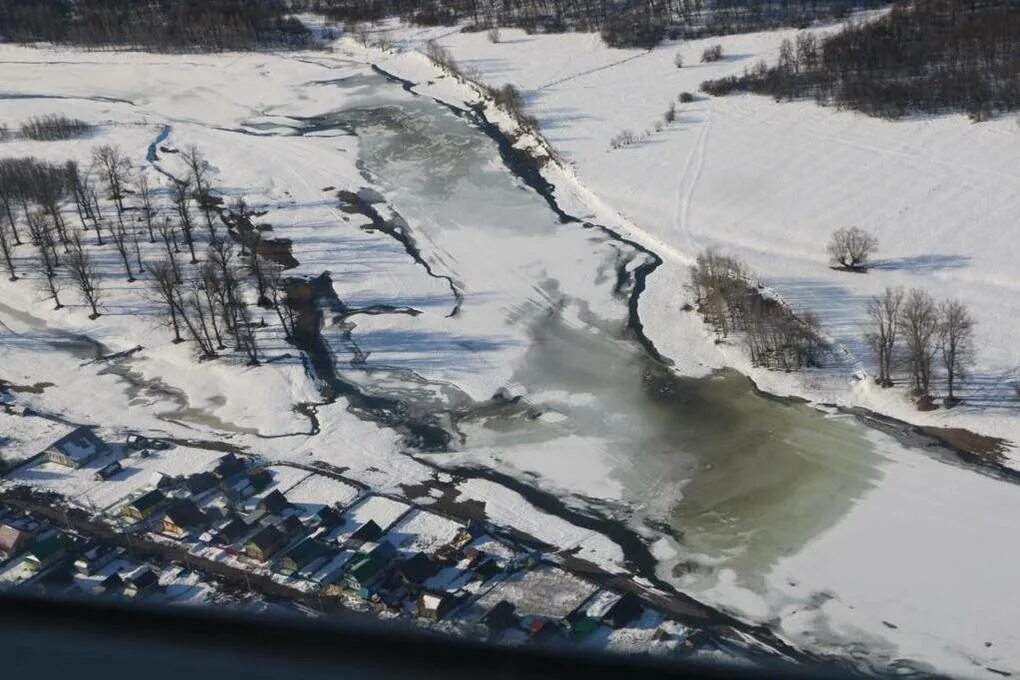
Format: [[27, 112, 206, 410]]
[[93, 461, 123, 481], [345, 519, 382, 547]]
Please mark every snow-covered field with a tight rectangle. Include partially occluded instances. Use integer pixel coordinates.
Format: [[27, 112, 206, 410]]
[[0, 15, 1019, 678]]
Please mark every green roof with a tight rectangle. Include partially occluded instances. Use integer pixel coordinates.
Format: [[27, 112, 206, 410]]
[[347, 555, 385, 583], [28, 535, 64, 562], [568, 616, 600, 637], [130, 489, 166, 512]]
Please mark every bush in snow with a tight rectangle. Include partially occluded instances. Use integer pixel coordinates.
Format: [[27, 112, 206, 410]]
[[664, 101, 677, 123], [674, 52, 684, 68], [487, 27, 501, 43], [20, 114, 93, 141], [679, 91, 696, 103], [610, 129, 638, 148], [701, 45, 724, 63]]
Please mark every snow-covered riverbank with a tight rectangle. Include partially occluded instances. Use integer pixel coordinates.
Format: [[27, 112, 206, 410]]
[[362, 19, 1020, 471]]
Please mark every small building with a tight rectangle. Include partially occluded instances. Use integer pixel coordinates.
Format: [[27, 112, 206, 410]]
[[602, 592, 643, 629], [25, 534, 66, 571], [93, 461, 123, 481], [417, 590, 460, 621], [42, 426, 109, 469], [343, 541, 397, 597], [74, 543, 118, 575], [391, 552, 438, 593], [213, 453, 246, 480], [162, 500, 210, 539], [257, 490, 290, 516], [122, 489, 167, 521], [245, 524, 287, 562], [0, 523, 35, 556], [278, 539, 333, 576], [565, 611, 601, 640], [280, 514, 304, 538], [470, 557, 503, 583], [481, 600, 518, 633]]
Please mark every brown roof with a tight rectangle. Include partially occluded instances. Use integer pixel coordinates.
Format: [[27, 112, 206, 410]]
[[0, 524, 32, 552]]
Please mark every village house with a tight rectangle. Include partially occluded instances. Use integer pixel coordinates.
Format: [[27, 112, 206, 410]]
[[343, 541, 398, 598], [481, 600, 518, 634], [0, 523, 35, 557], [344, 520, 383, 549], [310, 505, 343, 529], [121, 489, 167, 521], [73, 543, 118, 575], [185, 471, 219, 497], [213, 453, 246, 480], [24, 534, 67, 571], [391, 552, 439, 595], [278, 538, 333, 577], [123, 568, 161, 598], [42, 426, 109, 469], [212, 517, 251, 547], [92, 571, 123, 596], [245, 524, 287, 562], [161, 500, 210, 539], [257, 489, 291, 516]]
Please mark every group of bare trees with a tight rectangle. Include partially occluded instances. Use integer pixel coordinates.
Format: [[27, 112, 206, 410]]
[[691, 249, 825, 371], [18, 114, 94, 141], [866, 287, 974, 408], [313, 0, 885, 48], [0, 0, 311, 51], [702, 0, 1020, 120], [0, 140, 292, 366]]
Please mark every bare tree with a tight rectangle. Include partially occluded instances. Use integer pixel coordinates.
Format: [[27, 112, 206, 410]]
[[865, 287, 903, 387], [108, 219, 135, 282], [92, 145, 130, 214], [938, 299, 975, 406], [898, 288, 940, 403], [182, 145, 217, 236], [265, 262, 294, 341], [65, 232, 102, 318], [26, 212, 62, 309], [148, 259, 184, 343], [827, 227, 878, 270], [156, 217, 182, 284], [0, 219, 17, 281], [137, 172, 156, 243], [171, 178, 198, 263]]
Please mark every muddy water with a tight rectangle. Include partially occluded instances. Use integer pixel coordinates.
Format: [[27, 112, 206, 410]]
[[298, 71, 889, 593]]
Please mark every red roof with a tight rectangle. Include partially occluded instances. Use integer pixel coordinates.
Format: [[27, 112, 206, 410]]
[[0, 524, 32, 552]]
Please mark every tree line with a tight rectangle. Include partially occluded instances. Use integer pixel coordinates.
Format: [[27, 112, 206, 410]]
[[310, 0, 887, 48], [0, 140, 297, 367], [0, 0, 312, 51], [701, 0, 1020, 120]]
